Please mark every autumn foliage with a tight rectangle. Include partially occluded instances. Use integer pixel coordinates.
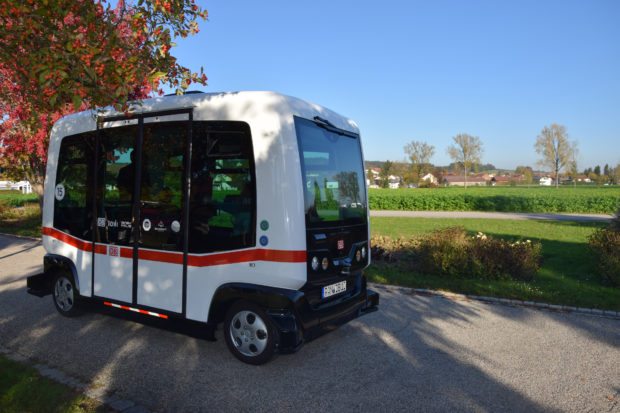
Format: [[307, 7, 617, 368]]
[[0, 0, 208, 200]]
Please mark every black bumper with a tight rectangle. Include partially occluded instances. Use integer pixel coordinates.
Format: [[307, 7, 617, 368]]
[[269, 285, 380, 353], [26, 273, 51, 297]]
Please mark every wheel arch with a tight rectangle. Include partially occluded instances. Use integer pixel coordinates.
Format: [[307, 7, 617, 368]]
[[44, 254, 80, 292], [207, 283, 303, 326], [27, 254, 80, 297]]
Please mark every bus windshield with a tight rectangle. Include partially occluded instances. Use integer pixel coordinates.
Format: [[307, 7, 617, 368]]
[[295, 117, 367, 228]]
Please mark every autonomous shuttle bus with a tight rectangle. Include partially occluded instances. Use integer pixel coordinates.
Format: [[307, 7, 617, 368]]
[[27, 91, 379, 364]]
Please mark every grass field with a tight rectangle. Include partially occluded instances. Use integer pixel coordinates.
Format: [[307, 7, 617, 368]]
[[369, 186, 620, 214], [0, 355, 104, 413], [0, 192, 40, 237], [2, 191, 617, 309], [368, 217, 620, 310]]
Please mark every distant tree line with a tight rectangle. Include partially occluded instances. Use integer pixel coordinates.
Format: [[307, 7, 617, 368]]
[[366, 123, 619, 188]]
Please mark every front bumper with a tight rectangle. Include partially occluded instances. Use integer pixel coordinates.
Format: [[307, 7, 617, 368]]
[[269, 284, 379, 353]]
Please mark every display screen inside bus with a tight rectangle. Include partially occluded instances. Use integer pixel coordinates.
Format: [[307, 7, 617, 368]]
[[295, 117, 367, 228]]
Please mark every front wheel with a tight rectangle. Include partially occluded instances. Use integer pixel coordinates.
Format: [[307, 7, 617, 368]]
[[223, 301, 277, 365], [52, 273, 82, 317]]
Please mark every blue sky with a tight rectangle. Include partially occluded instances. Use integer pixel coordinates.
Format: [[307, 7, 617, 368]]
[[170, 0, 620, 170]]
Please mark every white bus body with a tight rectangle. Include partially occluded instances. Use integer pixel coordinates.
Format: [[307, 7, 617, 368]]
[[28, 91, 378, 364]]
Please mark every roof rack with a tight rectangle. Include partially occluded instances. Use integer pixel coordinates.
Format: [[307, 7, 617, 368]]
[[164, 90, 205, 96]]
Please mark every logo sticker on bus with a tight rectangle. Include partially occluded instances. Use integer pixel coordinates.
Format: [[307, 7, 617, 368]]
[[54, 184, 65, 201], [97, 217, 106, 227], [109, 246, 119, 257], [171, 220, 181, 233], [142, 219, 151, 231], [337, 240, 345, 250]]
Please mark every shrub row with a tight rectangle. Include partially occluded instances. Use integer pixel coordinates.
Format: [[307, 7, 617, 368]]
[[588, 208, 620, 287], [369, 187, 620, 214], [371, 227, 542, 282]]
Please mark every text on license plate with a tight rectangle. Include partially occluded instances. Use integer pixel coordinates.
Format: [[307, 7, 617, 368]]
[[322, 281, 347, 298]]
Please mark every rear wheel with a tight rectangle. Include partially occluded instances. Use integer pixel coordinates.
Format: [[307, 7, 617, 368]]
[[52, 273, 82, 317], [224, 301, 277, 365]]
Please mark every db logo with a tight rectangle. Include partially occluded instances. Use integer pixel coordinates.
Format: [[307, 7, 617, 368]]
[[109, 246, 119, 257], [337, 240, 345, 250]]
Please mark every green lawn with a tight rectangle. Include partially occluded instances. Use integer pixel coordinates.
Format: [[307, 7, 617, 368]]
[[0, 191, 41, 237], [0, 355, 105, 413], [369, 217, 620, 310], [1, 194, 617, 310]]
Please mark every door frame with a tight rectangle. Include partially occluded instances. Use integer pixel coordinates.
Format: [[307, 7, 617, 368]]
[[92, 108, 194, 317]]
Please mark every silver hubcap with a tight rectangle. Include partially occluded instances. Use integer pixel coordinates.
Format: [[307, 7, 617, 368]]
[[229, 310, 269, 357], [54, 277, 74, 312]]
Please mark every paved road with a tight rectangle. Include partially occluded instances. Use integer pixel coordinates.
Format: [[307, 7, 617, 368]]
[[370, 210, 614, 222], [1, 234, 619, 413]]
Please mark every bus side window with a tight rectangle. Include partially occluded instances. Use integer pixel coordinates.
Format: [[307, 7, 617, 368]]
[[54, 134, 95, 239], [189, 122, 256, 253]]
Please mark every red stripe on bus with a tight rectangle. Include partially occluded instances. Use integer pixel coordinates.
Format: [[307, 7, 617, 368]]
[[138, 248, 184, 264], [187, 248, 306, 266], [94, 244, 107, 254], [120, 247, 133, 259], [43, 227, 306, 266], [42, 227, 92, 251]]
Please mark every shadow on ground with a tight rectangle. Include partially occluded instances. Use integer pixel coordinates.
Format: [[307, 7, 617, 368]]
[[1, 234, 619, 412]]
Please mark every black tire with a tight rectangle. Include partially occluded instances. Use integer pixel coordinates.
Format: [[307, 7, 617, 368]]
[[52, 272, 82, 317], [223, 300, 278, 365]]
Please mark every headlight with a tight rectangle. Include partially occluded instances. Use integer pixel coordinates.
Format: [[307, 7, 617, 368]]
[[311, 256, 319, 271], [361, 246, 367, 258], [321, 257, 329, 271]]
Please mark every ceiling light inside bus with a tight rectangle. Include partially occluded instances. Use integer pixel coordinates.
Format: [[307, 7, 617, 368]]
[[321, 257, 329, 271]]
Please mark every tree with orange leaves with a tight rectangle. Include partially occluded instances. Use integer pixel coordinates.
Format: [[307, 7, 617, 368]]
[[0, 0, 208, 203]]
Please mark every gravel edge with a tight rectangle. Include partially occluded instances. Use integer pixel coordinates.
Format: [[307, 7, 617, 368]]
[[0, 346, 151, 413], [369, 282, 620, 320]]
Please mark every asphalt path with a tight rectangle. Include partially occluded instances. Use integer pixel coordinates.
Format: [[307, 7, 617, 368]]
[[1, 234, 619, 412], [370, 210, 614, 222]]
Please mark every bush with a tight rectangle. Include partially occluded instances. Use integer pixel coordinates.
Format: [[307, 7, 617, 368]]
[[588, 208, 620, 287], [371, 227, 541, 281]]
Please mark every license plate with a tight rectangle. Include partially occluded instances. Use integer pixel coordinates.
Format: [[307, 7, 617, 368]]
[[322, 281, 347, 298]]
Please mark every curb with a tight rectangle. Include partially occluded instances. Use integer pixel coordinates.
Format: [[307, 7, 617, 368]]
[[0, 346, 151, 413], [0, 232, 42, 241], [369, 283, 620, 320]]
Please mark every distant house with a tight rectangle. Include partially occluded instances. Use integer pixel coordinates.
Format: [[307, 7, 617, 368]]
[[388, 175, 401, 189], [539, 177, 553, 186], [575, 175, 592, 183], [490, 174, 523, 186], [0, 180, 33, 194], [443, 176, 486, 186], [421, 173, 438, 185], [366, 168, 381, 188]]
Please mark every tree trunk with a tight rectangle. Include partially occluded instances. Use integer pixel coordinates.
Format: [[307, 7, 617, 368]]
[[25, 158, 46, 212], [464, 165, 468, 188]]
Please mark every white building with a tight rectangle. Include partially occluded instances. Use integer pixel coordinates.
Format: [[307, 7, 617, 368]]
[[0, 180, 33, 194], [539, 177, 553, 186]]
